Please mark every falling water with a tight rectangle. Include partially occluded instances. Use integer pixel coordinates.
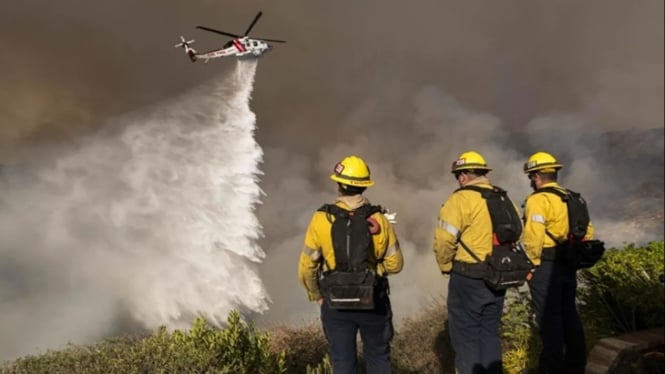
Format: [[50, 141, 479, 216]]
[[0, 60, 268, 359]]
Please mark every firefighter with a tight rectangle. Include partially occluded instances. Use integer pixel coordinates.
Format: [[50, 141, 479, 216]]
[[433, 151, 520, 374], [522, 151, 595, 374], [298, 155, 404, 374]]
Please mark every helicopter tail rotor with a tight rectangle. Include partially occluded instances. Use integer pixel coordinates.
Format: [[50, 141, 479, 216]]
[[175, 35, 195, 49], [175, 36, 197, 62]]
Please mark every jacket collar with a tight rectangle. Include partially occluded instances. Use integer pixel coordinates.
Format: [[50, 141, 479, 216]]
[[336, 194, 369, 210], [539, 181, 562, 190], [462, 175, 492, 188]]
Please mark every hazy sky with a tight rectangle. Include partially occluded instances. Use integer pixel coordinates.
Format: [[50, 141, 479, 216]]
[[1, 0, 662, 154], [0, 0, 663, 354]]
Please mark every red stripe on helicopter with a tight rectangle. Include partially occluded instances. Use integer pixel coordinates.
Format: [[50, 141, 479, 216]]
[[233, 39, 246, 52]]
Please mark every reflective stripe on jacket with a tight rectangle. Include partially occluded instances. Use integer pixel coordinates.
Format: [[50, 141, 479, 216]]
[[297, 195, 403, 301], [523, 182, 595, 266]]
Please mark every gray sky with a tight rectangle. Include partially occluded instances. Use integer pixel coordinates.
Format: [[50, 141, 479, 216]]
[[1, 0, 663, 352], [1, 0, 662, 153]]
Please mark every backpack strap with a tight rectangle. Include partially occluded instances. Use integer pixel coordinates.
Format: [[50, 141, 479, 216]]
[[316, 202, 386, 269], [315, 204, 349, 271], [453, 186, 487, 263], [456, 184, 519, 254], [531, 187, 571, 245], [458, 239, 483, 264], [353, 204, 389, 266], [533, 186, 569, 201], [349, 203, 384, 217], [456, 184, 503, 197], [318, 203, 349, 216], [318, 203, 383, 218]]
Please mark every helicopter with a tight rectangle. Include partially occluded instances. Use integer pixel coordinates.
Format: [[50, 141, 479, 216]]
[[175, 11, 285, 63]]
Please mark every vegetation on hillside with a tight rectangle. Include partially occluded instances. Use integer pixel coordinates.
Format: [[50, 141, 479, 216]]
[[2, 241, 663, 374]]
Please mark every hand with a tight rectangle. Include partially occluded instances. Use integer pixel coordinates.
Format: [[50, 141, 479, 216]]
[[317, 298, 324, 306]]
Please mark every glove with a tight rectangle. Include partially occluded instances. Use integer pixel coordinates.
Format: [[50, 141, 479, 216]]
[[383, 209, 398, 224]]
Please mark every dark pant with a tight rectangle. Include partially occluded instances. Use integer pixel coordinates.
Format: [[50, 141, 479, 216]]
[[528, 260, 586, 374], [448, 272, 506, 374], [321, 294, 394, 374]]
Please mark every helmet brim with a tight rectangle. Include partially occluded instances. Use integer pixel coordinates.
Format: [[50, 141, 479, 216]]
[[451, 165, 493, 173], [330, 174, 374, 187], [523, 163, 563, 174]]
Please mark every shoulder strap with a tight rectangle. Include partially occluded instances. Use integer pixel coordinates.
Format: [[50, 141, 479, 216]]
[[456, 184, 488, 196], [317, 203, 387, 269], [354, 203, 384, 217], [317, 203, 348, 215], [454, 186, 486, 260], [318, 203, 383, 219], [456, 184, 507, 197], [318, 203, 383, 215], [531, 187, 569, 245], [533, 186, 569, 200], [458, 239, 483, 264], [455, 185, 492, 263], [545, 230, 563, 246], [352, 204, 388, 264], [454, 185, 514, 260], [318, 203, 349, 224]]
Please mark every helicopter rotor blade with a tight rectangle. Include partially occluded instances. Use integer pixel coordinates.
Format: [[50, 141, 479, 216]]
[[195, 26, 241, 39], [243, 11, 263, 36], [254, 37, 286, 43]]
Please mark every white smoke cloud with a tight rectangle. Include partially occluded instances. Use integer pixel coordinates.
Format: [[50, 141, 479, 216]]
[[256, 86, 535, 326], [255, 84, 664, 327], [0, 61, 268, 359], [0, 0, 661, 359]]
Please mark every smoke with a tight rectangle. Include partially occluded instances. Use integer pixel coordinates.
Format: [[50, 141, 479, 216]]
[[0, 61, 268, 359], [255, 82, 663, 326], [0, 0, 663, 357]]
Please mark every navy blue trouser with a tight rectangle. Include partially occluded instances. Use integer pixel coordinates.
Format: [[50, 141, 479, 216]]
[[448, 273, 506, 374], [320, 294, 394, 374], [528, 260, 586, 374]]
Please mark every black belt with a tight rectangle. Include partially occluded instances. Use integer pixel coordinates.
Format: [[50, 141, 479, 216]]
[[541, 246, 567, 261], [452, 260, 486, 279]]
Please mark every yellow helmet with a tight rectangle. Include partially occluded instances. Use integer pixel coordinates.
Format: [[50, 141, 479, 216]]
[[451, 151, 492, 173], [523, 152, 563, 174], [330, 155, 375, 187]]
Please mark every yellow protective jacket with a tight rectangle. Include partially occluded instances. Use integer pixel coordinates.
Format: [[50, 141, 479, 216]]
[[433, 176, 523, 273], [523, 182, 595, 266], [298, 194, 404, 301]]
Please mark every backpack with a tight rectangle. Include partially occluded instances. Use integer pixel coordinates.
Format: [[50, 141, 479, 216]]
[[317, 203, 386, 310], [457, 185, 534, 291], [534, 187, 605, 269]]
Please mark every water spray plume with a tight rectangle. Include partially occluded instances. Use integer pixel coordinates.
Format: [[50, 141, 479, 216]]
[[0, 60, 268, 359]]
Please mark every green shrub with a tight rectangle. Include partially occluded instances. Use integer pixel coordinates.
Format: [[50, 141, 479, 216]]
[[2, 241, 663, 373], [578, 241, 665, 343], [2, 311, 285, 374], [499, 240, 665, 373], [501, 288, 540, 374], [269, 322, 327, 373], [305, 354, 332, 374]]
